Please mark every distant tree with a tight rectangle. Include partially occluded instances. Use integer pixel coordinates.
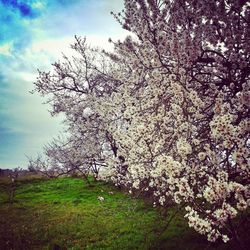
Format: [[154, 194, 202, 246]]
[[8, 167, 22, 203], [28, 165, 36, 173], [28, 135, 106, 184]]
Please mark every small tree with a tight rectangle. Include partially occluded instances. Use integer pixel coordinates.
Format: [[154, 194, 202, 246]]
[[8, 167, 21, 203]]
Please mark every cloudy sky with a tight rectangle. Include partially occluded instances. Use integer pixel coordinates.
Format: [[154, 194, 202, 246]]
[[0, 0, 126, 169]]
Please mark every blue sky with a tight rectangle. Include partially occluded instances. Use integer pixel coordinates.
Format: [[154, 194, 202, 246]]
[[0, 0, 126, 169]]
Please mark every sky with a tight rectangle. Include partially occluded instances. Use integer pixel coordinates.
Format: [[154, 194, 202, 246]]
[[0, 0, 127, 169]]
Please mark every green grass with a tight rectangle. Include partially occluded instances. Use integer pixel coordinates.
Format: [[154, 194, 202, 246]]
[[0, 176, 234, 250]]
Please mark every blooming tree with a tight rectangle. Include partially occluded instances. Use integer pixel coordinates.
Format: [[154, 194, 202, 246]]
[[33, 0, 249, 246], [98, 0, 250, 245], [32, 37, 122, 181], [28, 134, 107, 183]]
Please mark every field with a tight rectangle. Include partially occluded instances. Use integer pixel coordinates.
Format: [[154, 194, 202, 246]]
[[0, 176, 237, 249]]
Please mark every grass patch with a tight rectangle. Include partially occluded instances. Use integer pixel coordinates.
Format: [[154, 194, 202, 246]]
[[0, 177, 236, 249]]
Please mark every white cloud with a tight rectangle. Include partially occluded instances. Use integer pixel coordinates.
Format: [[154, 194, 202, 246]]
[[0, 43, 13, 57]]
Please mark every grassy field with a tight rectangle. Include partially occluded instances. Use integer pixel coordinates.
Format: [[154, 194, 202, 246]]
[[0, 176, 237, 250]]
